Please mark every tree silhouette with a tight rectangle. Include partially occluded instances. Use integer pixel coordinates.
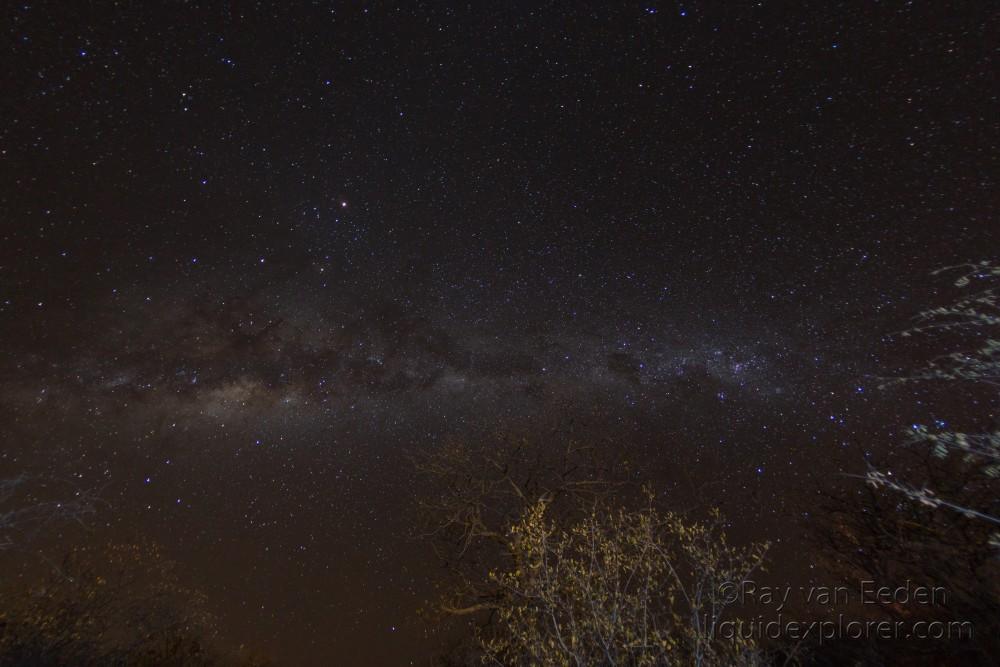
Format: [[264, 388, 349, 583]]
[[0, 542, 269, 666]]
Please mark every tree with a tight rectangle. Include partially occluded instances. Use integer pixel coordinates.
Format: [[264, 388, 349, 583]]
[[814, 446, 999, 664], [413, 428, 771, 665], [808, 260, 1000, 663], [867, 260, 1000, 538], [480, 497, 769, 667], [0, 542, 266, 666], [413, 428, 627, 621]]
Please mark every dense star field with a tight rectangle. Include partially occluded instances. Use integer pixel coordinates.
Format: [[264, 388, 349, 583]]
[[1, 2, 996, 664]]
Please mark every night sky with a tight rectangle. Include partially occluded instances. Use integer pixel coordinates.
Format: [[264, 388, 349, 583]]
[[1, 2, 996, 664]]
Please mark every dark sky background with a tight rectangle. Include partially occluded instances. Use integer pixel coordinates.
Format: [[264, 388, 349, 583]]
[[1, 1, 996, 664]]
